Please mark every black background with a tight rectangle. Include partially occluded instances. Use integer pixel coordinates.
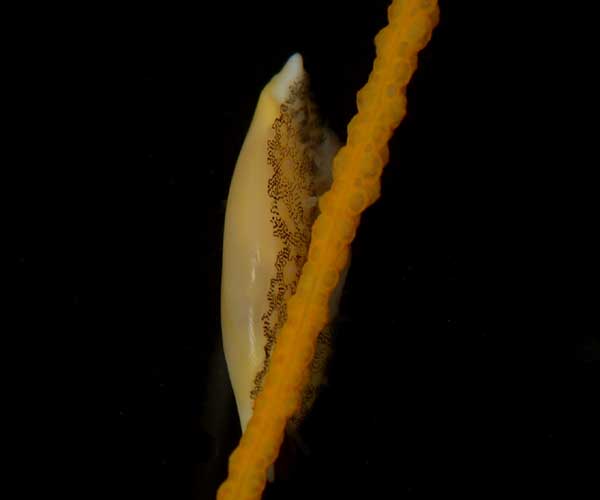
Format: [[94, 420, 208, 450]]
[[12, 1, 597, 499]]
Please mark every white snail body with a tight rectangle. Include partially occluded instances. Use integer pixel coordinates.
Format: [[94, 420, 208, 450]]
[[221, 54, 347, 442]]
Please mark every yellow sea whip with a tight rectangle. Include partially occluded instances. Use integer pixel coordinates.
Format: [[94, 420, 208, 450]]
[[217, 1, 440, 498]]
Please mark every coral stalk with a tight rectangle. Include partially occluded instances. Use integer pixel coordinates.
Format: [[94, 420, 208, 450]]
[[218, 1, 439, 498]]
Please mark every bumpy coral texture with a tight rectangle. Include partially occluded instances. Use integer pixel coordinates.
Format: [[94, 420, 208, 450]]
[[218, 1, 440, 498]]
